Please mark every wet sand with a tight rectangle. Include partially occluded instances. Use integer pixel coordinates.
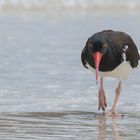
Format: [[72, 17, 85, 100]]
[[0, 13, 139, 139]]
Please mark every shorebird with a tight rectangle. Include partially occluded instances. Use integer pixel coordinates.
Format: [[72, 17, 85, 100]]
[[81, 30, 140, 115]]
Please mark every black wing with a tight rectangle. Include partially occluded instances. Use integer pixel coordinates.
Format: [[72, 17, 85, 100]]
[[81, 47, 88, 68], [125, 37, 140, 68]]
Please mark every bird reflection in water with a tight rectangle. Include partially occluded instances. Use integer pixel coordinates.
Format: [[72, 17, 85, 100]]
[[97, 114, 123, 140]]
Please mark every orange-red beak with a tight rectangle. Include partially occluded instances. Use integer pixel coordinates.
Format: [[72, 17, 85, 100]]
[[92, 52, 102, 84]]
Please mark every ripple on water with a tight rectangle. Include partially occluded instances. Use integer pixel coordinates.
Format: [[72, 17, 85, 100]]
[[0, 111, 139, 140]]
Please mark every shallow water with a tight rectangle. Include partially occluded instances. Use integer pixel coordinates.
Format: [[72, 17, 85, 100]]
[[0, 13, 139, 139], [0, 111, 140, 140]]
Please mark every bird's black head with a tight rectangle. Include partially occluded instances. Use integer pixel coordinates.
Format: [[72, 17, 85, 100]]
[[86, 38, 108, 83], [87, 38, 108, 55]]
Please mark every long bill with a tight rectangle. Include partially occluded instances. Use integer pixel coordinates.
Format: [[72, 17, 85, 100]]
[[92, 52, 102, 84]]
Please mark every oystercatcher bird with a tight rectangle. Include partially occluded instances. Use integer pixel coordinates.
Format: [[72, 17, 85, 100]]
[[81, 30, 140, 115]]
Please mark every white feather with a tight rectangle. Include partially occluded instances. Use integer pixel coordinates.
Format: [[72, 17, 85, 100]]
[[86, 60, 133, 81], [138, 50, 140, 56]]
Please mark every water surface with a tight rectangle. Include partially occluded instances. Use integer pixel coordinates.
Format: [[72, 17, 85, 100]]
[[0, 111, 140, 140], [0, 13, 139, 139]]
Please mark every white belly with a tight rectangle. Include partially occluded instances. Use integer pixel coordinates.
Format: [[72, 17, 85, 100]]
[[86, 61, 133, 81]]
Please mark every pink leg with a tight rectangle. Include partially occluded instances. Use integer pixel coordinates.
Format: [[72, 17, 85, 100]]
[[98, 78, 107, 111], [109, 81, 122, 116]]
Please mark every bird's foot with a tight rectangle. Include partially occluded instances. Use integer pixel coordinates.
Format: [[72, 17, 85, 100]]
[[98, 89, 107, 111], [107, 110, 124, 117], [108, 110, 117, 116]]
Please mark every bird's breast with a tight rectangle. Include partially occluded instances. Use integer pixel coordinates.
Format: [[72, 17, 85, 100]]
[[86, 60, 133, 81]]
